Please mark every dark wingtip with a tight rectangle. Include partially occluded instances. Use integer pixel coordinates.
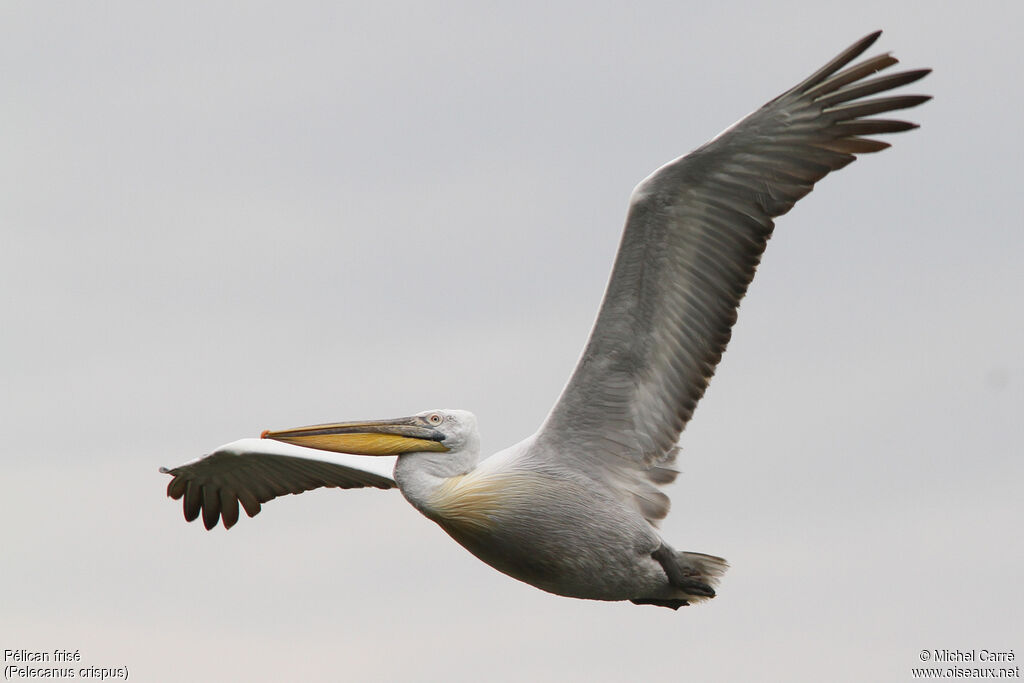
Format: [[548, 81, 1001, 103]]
[[904, 94, 933, 107], [202, 510, 219, 531], [850, 30, 883, 57], [793, 30, 890, 96]]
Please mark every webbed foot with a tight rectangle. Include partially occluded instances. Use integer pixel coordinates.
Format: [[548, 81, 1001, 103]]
[[651, 544, 717, 598]]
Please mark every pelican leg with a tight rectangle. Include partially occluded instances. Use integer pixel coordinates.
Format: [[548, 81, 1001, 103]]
[[651, 544, 717, 598]]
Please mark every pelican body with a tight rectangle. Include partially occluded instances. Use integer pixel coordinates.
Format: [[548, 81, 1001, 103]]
[[162, 32, 930, 608]]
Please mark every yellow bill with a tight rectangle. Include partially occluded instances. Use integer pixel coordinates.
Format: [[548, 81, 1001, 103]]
[[261, 416, 449, 455]]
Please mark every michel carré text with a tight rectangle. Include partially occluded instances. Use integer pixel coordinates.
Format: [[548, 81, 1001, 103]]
[[932, 649, 1016, 662]]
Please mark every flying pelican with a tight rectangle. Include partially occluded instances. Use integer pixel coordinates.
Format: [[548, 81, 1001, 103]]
[[162, 32, 929, 609]]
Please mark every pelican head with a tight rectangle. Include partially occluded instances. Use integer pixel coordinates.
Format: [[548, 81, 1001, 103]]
[[263, 409, 481, 505]]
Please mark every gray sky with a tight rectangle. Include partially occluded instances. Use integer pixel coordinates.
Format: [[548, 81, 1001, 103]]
[[3, 2, 1022, 681]]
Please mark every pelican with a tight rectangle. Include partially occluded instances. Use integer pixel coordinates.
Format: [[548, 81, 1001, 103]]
[[162, 32, 929, 608]]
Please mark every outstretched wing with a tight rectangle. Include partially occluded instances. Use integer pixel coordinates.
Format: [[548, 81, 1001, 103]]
[[161, 438, 396, 530], [532, 31, 930, 521]]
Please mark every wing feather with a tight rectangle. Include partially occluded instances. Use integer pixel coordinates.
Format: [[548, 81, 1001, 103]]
[[161, 438, 397, 530], [531, 32, 929, 523]]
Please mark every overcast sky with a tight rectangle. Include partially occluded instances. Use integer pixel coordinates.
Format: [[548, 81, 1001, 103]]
[[2, 2, 1022, 682]]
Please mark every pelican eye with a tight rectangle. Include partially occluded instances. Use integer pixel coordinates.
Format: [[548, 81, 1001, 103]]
[[427, 413, 443, 425]]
